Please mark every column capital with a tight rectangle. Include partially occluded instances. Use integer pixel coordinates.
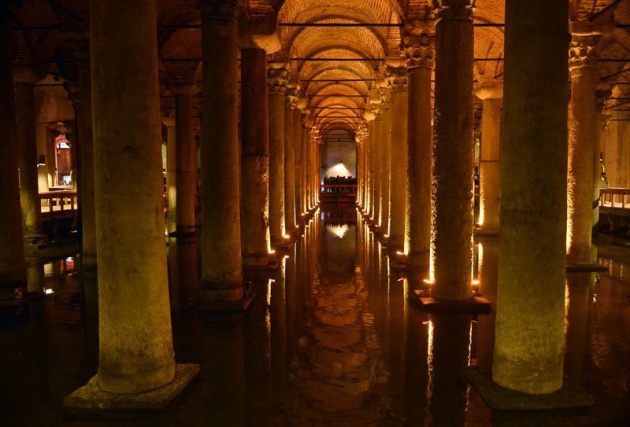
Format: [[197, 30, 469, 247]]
[[432, 0, 474, 22], [403, 19, 435, 69], [474, 80, 503, 100], [267, 63, 288, 95], [161, 114, 176, 127], [198, 0, 239, 22], [386, 67, 408, 92], [568, 34, 600, 71]]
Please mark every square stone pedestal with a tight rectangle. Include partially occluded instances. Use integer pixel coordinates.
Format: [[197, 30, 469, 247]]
[[566, 263, 609, 273], [64, 363, 200, 412], [465, 367, 593, 417], [414, 290, 492, 314]]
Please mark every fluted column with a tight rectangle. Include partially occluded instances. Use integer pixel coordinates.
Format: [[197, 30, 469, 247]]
[[15, 66, 45, 241], [89, 0, 176, 393], [432, 0, 475, 300], [404, 22, 434, 268], [268, 64, 287, 246], [493, 0, 568, 394], [567, 32, 600, 265], [387, 67, 408, 250], [475, 83, 503, 234], [0, 19, 26, 302], [284, 90, 297, 234], [199, 0, 243, 301]]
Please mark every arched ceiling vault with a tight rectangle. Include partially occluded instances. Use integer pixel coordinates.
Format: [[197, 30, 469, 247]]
[[9, 1, 630, 139]]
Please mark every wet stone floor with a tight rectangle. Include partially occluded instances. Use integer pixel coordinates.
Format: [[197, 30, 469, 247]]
[[1, 210, 629, 426]]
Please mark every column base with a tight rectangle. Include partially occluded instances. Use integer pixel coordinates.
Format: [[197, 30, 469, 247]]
[[242, 253, 278, 271], [64, 363, 199, 413], [414, 290, 491, 314], [24, 235, 79, 259], [464, 367, 593, 415]]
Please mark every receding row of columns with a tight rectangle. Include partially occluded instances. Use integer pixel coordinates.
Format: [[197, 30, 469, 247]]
[[355, 0, 608, 397]]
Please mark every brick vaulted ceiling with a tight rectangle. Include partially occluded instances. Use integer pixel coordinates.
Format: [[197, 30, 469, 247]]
[[7, 0, 630, 139]]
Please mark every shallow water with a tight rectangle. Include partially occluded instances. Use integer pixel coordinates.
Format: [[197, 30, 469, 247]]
[[1, 211, 629, 426]]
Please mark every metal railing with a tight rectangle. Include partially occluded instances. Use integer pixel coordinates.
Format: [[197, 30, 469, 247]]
[[599, 188, 630, 209], [39, 190, 78, 217]]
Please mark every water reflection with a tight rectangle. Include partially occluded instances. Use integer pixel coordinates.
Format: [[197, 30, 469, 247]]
[[1, 218, 629, 426]]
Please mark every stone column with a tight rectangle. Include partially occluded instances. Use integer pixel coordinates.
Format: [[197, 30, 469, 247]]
[[368, 118, 379, 222], [356, 123, 369, 211], [87, 0, 185, 395], [162, 115, 177, 236], [294, 109, 304, 221], [377, 98, 390, 233], [284, 91, 297, 235], [593, 87, 611, 227], [493, 0, 568, 394], [387, 67, 408, 250], [432, 0, 475, 300], [475, 83, 503, 234], [172, 83, 198, 237], [241, 48, 272, 265], [15, 67, 45, 241], [404, 22, 434, 268], [0, 20, 27, 303], [77, 67, 97, 278], [567, 32, 600, 265], [198, 0, 244, 300], [162, 113, 178, 308], [268, 64, 287, 246]]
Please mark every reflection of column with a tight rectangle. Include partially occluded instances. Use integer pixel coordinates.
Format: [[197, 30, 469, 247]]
[[404, 23, 434, 268], [198, 0, 244, 303], [387, 67, 408, 250], [0, 22, 27, 303], [475, 239, 498, 370], [494, 0, 568, 394], [241, 48, 271, 266], [426, 314, 471, 426], [268, 64, 287, 246], [83, 0, 193, 396], [475, 84, 503, 234], [432, 0, 475, 300], [15, 66, 45, 240], [26, 258, 43, 294], [567, 32, 600, 264], [565, 273, 593, 382]]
